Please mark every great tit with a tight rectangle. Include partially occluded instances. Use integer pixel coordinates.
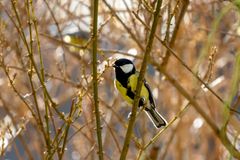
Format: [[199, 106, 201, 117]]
[[113, 58, 167, 128]]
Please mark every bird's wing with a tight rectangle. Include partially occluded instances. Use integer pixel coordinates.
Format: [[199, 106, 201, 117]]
[[144, 80, 156, 109]]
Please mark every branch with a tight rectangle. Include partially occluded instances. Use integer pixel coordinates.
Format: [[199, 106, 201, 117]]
[[161, 0, 189, 67], [91, 0, 104, 160], [152, 62, 240, 159], [120, 1, 163, 159]]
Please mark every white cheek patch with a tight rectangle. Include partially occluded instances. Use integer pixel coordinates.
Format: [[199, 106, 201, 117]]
[[120, 64, 134, 73]]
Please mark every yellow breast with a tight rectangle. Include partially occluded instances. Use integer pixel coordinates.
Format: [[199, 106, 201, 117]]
[[115, 80, 133, 104], [115, 74, 149, 105]]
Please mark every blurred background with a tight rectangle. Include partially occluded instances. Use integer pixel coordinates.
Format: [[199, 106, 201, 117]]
[[0, 0, 239, 159]]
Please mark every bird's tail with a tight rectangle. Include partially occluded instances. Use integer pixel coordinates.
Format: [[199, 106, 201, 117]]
[[145, 108, 167, 128]]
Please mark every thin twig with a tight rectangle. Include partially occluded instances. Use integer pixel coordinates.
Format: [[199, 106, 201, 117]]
[[161, 0, 189, 67], [153, 63, 240, 159]]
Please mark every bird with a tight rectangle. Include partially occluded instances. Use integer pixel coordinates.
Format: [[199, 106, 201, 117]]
[[113, 58, 167, 128]]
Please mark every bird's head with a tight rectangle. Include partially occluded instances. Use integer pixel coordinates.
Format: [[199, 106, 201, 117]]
[[113, 58, 136, 75]]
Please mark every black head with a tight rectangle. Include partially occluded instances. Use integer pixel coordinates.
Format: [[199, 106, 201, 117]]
[[113, 58, 136, 74], [113, 58, 136, 87]]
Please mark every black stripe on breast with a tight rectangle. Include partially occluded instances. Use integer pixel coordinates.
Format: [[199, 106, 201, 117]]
[[127, 87, 145, 107], [127, 87, 135, 99]]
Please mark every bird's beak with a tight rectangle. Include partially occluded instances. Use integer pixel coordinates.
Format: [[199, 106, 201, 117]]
[[113, 64, 117, 68]]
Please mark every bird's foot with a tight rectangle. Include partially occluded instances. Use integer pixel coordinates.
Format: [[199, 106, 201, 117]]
[[139, 97, 146, 107]]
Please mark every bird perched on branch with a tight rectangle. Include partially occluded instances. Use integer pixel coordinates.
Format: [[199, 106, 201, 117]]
[[113, 58, 167, 128]]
